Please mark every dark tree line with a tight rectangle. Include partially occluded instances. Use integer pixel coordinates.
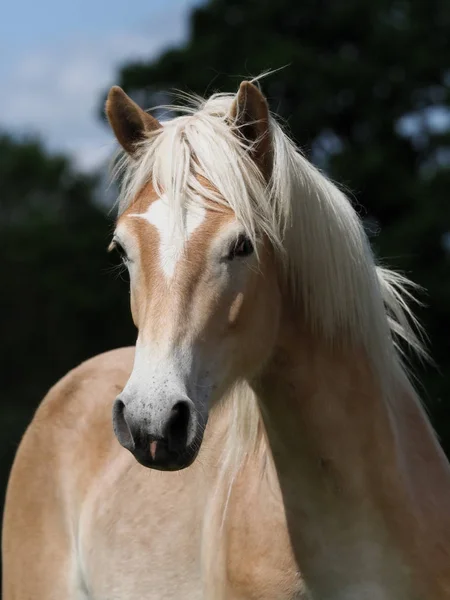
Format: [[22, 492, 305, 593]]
[[0, 135, 136, 563]]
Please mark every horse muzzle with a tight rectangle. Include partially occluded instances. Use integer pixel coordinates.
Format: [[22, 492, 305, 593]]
[[112, 396, 204, 470]]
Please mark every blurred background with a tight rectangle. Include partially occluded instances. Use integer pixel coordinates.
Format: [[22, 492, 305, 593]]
[[1, 0, 449, 587]]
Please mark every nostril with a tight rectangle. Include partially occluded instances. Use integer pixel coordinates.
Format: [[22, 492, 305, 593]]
[[166, 401, 191, 451], [112, 398, 135, 451]]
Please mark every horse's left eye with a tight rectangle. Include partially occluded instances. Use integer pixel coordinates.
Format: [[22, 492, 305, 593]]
[[228, 235, 254, 260]]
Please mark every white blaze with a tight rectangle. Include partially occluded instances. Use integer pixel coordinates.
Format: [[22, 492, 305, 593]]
[[130, 196, 206, 279]]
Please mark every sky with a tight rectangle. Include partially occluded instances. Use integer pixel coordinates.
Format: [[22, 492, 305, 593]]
[[2, 0, 448, 176], [1, 0, 201, 171]]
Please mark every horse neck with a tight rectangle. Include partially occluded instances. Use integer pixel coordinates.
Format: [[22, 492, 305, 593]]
[[252, 312, 450, 599]]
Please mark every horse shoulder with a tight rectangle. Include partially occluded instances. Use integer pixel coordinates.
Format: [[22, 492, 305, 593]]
[[225, 455, 306, 599], [2, 347, 135, 599]]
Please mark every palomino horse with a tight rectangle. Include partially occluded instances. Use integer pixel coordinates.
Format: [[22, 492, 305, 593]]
[[3, 80, 450, 600]]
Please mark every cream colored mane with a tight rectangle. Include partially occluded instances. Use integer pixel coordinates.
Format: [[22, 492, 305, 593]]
[[113, 85, 428, 469]]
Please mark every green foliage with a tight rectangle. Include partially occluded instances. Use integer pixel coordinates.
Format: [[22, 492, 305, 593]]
[[115, 0, 450, 445], [0, 134, 136, 530]]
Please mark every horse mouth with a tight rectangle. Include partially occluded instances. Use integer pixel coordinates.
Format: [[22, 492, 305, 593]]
[[132, 437, 201, 471]]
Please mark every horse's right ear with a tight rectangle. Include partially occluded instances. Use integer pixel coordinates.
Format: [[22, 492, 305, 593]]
[[106, 86, 161, 156]]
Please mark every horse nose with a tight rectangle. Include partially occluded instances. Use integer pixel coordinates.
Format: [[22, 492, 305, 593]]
[[112, 397, 134, 451], [166, 400, 193, 451], [112, 397, 197, 470]]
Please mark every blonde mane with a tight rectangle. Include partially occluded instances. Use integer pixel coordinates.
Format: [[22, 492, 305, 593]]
[[114, 85, 428, 470]]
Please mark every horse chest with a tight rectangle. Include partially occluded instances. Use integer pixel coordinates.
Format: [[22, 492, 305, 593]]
[[224, 470, 305, 599]]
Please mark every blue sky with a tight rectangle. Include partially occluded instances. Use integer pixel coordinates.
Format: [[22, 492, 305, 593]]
[[3, 0, 448, 174], [1, 0, 201, 170]]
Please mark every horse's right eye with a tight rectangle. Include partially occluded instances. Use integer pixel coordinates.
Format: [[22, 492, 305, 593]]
[[111, 239, 129, 263]]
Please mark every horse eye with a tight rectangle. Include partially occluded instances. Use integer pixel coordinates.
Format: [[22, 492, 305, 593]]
[[228, 235, 254, 260], [113, 240, 128, 262]]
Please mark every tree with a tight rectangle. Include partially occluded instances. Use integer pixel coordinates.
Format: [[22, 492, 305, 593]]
[[113, 0, 450, 448], [0, 134, 135, 557]]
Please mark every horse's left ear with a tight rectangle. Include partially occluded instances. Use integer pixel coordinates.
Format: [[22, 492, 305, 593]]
[[229, 81, 272, 180]]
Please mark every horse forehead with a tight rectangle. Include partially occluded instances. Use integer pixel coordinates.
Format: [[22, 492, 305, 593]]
[[126, 196, 206, 280], [134, 197, 206, 241]]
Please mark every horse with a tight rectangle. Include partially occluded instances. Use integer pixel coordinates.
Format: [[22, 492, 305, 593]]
[[3, 79, 450, 600]]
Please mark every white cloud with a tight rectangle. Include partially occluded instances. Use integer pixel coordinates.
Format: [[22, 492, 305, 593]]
[[0, 4, 194, 171]]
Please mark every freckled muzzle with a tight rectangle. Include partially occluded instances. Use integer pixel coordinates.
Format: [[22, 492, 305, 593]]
[[112, 396, 202, 470]]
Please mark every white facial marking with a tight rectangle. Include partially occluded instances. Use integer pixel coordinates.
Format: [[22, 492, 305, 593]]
[[130, 196, 205, 279]]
